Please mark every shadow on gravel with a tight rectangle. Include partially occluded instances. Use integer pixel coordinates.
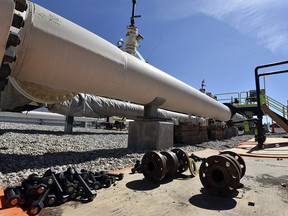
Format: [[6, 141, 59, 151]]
[[0, 147, 144, 174], [0, 128, 128, 136]]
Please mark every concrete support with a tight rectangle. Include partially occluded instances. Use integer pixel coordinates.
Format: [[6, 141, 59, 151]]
[[64, 116, 74, 134], [128, 120, 173, 150]]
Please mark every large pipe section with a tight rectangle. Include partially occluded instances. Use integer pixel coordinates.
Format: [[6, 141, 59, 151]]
[[1, 1, 232, 121]]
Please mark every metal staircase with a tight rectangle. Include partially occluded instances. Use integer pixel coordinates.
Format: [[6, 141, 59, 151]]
[[261, 97, 288, 133], [215, 91, 288, 133], [265, 95, 287, 119]]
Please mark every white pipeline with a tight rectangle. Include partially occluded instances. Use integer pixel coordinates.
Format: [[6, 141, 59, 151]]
[[1, 1, 232, 121]]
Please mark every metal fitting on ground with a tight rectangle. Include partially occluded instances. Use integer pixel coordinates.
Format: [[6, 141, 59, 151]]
[[141, 148, 191, 182], [199, 151, 246, 196], [3, 166, 124, 215]]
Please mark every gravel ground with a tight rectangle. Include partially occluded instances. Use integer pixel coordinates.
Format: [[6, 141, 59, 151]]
[[0, 122, 256, 188]]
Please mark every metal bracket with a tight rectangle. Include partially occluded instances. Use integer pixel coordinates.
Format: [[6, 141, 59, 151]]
[[143, 97, 166, 119]]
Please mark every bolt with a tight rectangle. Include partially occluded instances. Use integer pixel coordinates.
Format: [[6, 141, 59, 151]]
[[107, 173, 124, 181], [27, 188, 51, 215], [12, 14, 25, 29], [15, 0, 28, 12], [4, 187, 20, 207]]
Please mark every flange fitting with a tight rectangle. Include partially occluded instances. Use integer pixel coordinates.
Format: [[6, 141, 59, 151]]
[[199, 151, 246, 196], [141, 148, 191, 182]]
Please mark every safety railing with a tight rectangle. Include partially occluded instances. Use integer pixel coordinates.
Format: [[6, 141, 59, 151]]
[[214, 91, 259, 107], [266, 95, 287, 119], [215, 91, 287, 119], [214, 92, 240, 104]]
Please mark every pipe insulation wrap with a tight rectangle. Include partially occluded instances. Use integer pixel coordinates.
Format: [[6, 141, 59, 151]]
[[48, 93, 209, 125], [6, 2, 231, 121]]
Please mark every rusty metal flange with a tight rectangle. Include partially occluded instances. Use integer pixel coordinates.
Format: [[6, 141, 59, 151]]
[[220, 154, 242, 178], [171, 148, 189, 174], [141, 151, 167, 182], [160, 151, 179, 177], [220, 151, 246, 178], [199, 155, 241, 196]]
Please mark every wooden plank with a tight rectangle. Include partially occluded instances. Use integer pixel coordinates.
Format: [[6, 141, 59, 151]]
[[232, 137, 288, 158]]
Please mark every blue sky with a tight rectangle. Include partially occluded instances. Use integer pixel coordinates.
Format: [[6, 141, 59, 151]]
[[32, 0, 288, 106]]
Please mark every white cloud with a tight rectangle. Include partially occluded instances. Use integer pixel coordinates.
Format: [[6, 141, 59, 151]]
[[156, 0, 288, 54]]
